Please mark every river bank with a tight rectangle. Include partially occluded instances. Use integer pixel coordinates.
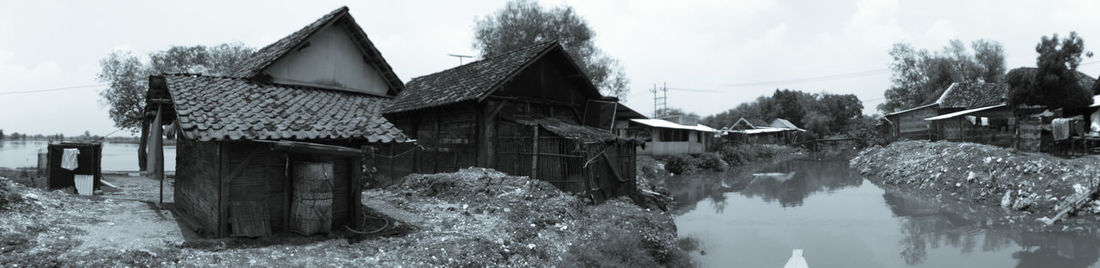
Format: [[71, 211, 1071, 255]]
[[0, 168, 693, 267], [851, 140, 1100, 227]]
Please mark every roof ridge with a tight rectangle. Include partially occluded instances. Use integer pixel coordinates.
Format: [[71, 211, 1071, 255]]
[[230, 6, 350, 78], [408, 41, 557, 83], [162, 73, 390, 99]]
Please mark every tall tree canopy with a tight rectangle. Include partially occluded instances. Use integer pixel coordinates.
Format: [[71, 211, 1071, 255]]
[[474, 0, 629, 99], [97, 43, 254, 132], [879, 39, 1006, 113], [1006, 32, 1094, 111]]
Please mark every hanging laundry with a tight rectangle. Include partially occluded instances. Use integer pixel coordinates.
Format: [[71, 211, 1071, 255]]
[[1052, 118, 1073, 141], [61, 148, 80, 170], [1091, 109, 1100, 134]]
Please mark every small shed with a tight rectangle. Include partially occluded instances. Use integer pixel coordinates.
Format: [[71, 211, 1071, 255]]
[[46, 142, 102, 192], [383, 41, 640, 202], [144, 6, 408, 237], [625, 118, 717, 155]]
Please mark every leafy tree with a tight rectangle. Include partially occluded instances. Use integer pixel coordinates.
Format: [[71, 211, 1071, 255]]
[[1007, 32, 1094, 111], [98, 43, 254, 170], [701, 89, 863, 138], [772, 89, 806, 127], [474, 0, 629, 99], [880, 39, 1006, 113], [0, 129, 4, 140]]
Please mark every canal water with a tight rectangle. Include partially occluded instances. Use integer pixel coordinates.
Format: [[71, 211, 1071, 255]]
[[0, 140, 175, 171], [667, 158, 1100, 268]]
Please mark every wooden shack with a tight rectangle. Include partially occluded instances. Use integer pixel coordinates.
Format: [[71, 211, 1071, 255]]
[[46, 142, 102, 192], [143, 6, 407, 237], [383, 42, 639, 202]]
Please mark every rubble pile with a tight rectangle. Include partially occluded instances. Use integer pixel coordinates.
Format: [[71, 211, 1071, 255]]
[[170, 168, 692, 267], [358, 167, 690, 267], [852, 141, 1100, 219]]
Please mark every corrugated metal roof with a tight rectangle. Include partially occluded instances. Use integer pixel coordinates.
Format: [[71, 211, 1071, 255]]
[[630, 119, 718, 132], [924, 104, 1007, 121]]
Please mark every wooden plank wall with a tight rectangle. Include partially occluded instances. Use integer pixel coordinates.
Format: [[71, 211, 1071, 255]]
[[222, 142, 287, 234], [174, 138, 220, 234], [366, 142, 419, 188], [889, 106, 941, 140], [221, 142, 357, 235], [937, 108, 1016, 147], [414, 104, 478, 174]]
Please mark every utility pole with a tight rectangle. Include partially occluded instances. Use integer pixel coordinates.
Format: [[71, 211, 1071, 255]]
[[651, 82, 667, 118]]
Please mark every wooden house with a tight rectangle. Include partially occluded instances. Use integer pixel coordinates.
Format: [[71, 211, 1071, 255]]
[[382, 42, 639, 202], [722, 118, 805, 145], [924, 82, 1013, 145], [144, 7, 407, 237], [624, 118, 718, 155]]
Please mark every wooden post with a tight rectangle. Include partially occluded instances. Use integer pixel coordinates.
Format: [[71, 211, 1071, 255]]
[[150, 104, 165, 207], [139, 121, 149, 171], [531, 126, 539, 179]]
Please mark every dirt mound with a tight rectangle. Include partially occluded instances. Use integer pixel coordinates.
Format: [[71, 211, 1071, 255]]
[[353, 167, 692, 267], [852, 141, 1100, 219]]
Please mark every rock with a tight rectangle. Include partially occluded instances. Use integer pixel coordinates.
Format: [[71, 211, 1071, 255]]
[[1001, 191, 1013, 208]]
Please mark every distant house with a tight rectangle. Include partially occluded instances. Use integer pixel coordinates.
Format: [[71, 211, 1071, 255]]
[[144, 7, 407, 237], [383, 42, 639, 202], [898, 69, 1098, 152], [923, 82, 1013, 146], [722, 117, 805, 145], [885, 81, 1011, 140], [625, 118, 718, 155]]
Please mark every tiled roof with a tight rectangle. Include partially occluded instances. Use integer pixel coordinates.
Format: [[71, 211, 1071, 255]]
[[230, 6, 404, 94], [935, 82, 1009, 109], [158, 74, 405, 142], [384, 42, 558, 114], [231, 7, 346, 78]]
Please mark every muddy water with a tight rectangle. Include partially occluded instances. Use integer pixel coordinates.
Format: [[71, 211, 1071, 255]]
[[667, 158, 1100, 268]]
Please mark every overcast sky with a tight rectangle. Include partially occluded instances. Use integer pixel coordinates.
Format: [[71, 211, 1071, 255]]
[[2, 0, 1099, 136]]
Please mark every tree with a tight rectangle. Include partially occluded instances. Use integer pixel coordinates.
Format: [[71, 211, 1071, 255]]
[[700, 89, 863, 138], [772, 89, 805, 127], [1007, 32, 1094, 111], [879, 39, 1006, 113], [474, 0, 629, 99], [98, 43, 254, 170], [0, 129, 4, 140]]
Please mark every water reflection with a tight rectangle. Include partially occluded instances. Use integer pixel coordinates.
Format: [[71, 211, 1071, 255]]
[[664, 159, 863, 214], [882, 187, 1100, 267], [669, 158, 1100, 267]]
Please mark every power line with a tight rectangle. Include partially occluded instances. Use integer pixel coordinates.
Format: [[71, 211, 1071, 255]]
[[723, 69, 890, 88], [667, 87, 721, 93], [0, 83, 108, 96]]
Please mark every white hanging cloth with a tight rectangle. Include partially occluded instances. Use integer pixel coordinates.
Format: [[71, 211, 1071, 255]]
[[61, 148, 80, 170]]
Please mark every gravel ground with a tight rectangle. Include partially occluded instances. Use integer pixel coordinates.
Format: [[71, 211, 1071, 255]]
[[851, 140, 1100, 227], [0, 168, 694, 267]]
